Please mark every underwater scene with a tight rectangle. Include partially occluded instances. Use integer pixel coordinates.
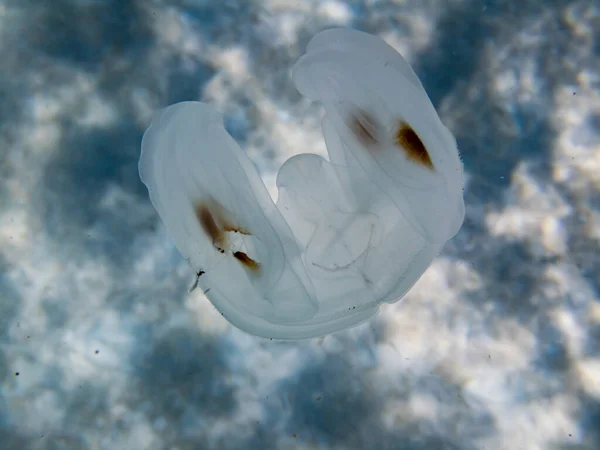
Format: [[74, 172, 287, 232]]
[[0, 0, 598, 449]]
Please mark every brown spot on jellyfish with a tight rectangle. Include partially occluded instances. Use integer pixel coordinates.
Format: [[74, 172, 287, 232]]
[[195, 202, 227, 251], [349, 110, 381, 148], [233, 251, 261, 271], [395, 122, 434, 170]]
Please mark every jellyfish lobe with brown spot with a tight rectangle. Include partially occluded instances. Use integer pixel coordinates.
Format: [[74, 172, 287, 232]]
[[395, 122, 434, 170]]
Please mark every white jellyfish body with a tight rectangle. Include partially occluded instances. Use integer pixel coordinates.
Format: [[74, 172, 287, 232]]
[[138, 28, 465, 339]]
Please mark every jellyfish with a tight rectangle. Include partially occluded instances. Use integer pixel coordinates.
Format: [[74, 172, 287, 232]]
[[138, 28, 465, 339]]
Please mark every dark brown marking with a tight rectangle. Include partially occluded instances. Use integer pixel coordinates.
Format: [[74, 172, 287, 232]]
[[223, 224, 251, 235], [350, 110, 380, 147], [189, 270, 205, 293], [233, 251, 260, 271], [196, 203, 226, 249], [195, 198, 261, 268], [210, 200, 250, 235], [395, 122, 434, 170]]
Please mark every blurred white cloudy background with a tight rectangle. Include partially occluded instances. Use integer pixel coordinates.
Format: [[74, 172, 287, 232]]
[[0, 0, 599, 449]]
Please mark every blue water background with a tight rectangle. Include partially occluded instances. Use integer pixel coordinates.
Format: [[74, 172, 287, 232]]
[[0, 0, 598, 449]]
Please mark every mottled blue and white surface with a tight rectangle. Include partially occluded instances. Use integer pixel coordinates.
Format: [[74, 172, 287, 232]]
[[1, 0, 599, 449]]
